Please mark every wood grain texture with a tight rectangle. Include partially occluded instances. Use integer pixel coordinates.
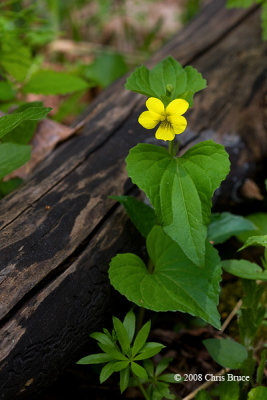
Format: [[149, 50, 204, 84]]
[[0, 0, 266, 398]]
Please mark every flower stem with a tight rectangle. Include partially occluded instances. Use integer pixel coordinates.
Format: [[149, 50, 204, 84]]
[[168, 140, 174, 155]]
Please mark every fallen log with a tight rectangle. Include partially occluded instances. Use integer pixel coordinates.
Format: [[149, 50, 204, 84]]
[[0, 0, 266, 398]]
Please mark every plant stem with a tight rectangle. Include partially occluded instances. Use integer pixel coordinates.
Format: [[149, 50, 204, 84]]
[[137, 378, 150, 400], [168, 140, 174, 155], [136, 307, 145, 333]]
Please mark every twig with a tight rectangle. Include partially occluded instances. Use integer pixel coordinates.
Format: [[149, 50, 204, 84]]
[[221, 299, 242, 333], [182, 368, 230, 400]]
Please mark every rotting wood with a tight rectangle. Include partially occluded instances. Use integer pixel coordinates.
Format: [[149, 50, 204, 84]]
[[0, 0, 266, 398]]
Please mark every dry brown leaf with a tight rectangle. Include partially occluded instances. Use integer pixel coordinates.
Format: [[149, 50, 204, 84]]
[[241, 178, 264, 200]]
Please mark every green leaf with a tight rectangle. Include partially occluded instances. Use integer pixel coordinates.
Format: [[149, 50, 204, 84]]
[[77, 353, 113, 364], [239, 235, 267, 251], [109, 226, 222, 328], [120, 366, 130, 393], [134, 342, 165, 360], [208, 212, 255, 244], [227, 0, 255, 7], [155, 357, 172, 376], [110, 195, 156, 238], [143, 359, 154, 377], [125, 56, 206, 106], [1, 45, 32, 82], [126, 141, 230, 266], [158, 373, 177, 383], [248, 386, 267, 400], [132, 320, 151, 356], [203, 338, 248, 369], [123, 310, 136, 344], [131, 362, 148, 379], [0, 178, 22, 198], [83, 52, 128, 88], [23, 70, 89, 95], [211, 381, 240, 400], [236, 213, 267, 242], [222, 259, 267, 281], [90, 331, 115, 346], [195, 391, 212, 400], [110, 360, 130, 372], [262, 3, 267, 41], [0, 81, 16, 101], [0, 104, 51, 139], [154, 382, 176, 399], [0, 143, 31, 179], [100, 362, 116, 383], [112, 316, 131, 354], [98, 343, 127, 361]]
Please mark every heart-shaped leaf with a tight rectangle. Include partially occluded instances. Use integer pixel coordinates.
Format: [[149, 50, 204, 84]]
[[109, 226, 222, 328], [126, 141, 229, 266]]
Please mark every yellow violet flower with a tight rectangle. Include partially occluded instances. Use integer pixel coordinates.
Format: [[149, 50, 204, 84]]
[[138, 97, 189, 141]]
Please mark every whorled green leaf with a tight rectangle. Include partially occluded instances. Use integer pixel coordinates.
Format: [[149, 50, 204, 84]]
[[23, 70, 89, 95], [222, 259, 267, 281], [120, 366, 130, 393], [0, 143, 31, 179], [208, 212, 255, 244], [125, 56, 206, 106], [131, 362, 148, 379], [110, 195, 156, 238], [203, 338, 248, 369], [123, 310, 136, 344], [126, 141, 230, 266], [239, 235, 267, 251], [77, 353, 113, 365], [0, 103, 51, 139], [132, 321, 151, 356], [248, 386, 267, 400], [113, 316, 131, 354], [109, 225, 222, 328], [134, 342, 165, 360]]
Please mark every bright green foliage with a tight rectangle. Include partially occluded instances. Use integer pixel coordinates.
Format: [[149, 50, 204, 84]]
[[207, 212, 255, 244], [83, 52, 128, 88], [0, 103, 51, 139], [0, 143, 31, 179], [1, 44, 32, 82], [237, 212, 267, 242], [211, 381, 240, 400], [222, 259, 267, 281], [109, 226, 222, 328], [125, 56, 206, 106], [130, 358, 177, 400], [0, 178, 22, 199], [256, 349, 267, 385], [126, 141, 230, 266], [203, 338, 248, 369], [23, 70, 89, 95], [77, 310, 165, 393], [227, 0, 267, 40], [238, 280, 265, 347], [227, 0, 255, 6], [110, 195, 156, 238], [0, 81, 16, 102], [248, 386, 267, 400], [238, 235, 267, 251], [195, 391, 212, 400]]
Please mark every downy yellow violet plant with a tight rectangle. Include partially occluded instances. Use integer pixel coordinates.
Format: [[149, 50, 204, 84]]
[[78, 56, 233, 399]]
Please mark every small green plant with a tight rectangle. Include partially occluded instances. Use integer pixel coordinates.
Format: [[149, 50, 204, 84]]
[[77, 310, 179, 398]]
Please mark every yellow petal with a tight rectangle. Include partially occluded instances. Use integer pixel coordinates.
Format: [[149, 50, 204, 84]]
[[168, 115, 187, 135], [138, 111, 161, 129], [146, 97, 165, 116], [166, 99, 189, 116], [155, 122, 175, 141]]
